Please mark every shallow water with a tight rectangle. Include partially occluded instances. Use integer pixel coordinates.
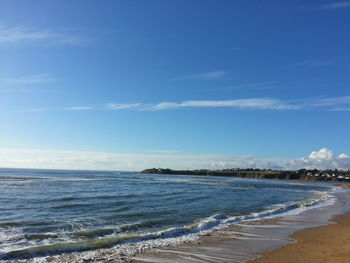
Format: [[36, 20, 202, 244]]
[[132, 187, 350, 263], [0, 168, 337, 262]]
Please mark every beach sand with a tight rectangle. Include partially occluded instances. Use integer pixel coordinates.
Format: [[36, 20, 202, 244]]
[[130, 220, 281, 263], [131, 192, 350, 263], [248, 211, 350, 263], [131, 212, 350, 263]]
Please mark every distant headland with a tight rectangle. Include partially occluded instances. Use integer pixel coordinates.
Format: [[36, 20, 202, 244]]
[[141, 168, 350, 182]]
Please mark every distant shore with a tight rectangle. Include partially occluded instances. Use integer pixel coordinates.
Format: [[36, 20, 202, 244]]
[[141, 168, 350, 182]]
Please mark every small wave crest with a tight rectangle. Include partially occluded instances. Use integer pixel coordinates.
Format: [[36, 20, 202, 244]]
[[120, 219, 171, 232], [0, 176, 40, 181], [1, 190, 335, 261], [0, 222, 19, 227], [74, 228, 115, 238], [0, 234, 141, 260]]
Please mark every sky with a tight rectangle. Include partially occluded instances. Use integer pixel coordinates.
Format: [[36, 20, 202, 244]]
[[0, 0, 350, 170]]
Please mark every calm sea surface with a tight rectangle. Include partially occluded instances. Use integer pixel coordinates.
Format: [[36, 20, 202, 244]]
[[0, 168, 334, 261]]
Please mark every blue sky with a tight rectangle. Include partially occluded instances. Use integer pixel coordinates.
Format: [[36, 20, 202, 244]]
[[1, 0, 350, 170]]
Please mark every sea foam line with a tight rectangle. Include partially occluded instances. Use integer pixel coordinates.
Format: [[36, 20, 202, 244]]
[[0, 188, 336, 262]]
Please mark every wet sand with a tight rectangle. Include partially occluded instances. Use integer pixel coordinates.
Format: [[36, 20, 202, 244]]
[[131, 213, 350, 263], [131, 189, 350, 263], [131, 220, 281, 263], [248, 211, 350, 263]]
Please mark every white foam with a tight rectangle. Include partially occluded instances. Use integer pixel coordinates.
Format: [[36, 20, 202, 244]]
[[2, 187, 338, 263], [0, 226, 24, 254]]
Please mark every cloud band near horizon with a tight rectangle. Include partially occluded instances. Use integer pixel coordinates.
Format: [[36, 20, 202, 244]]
[[0, 148, 349, 171]]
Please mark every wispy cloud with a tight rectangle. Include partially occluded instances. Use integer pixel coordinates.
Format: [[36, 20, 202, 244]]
[[105, 103, 144, 110], [104, 98, 298, 111], [174, 71, 226, 80], [151, 98, 299, 111], [0, 24, 82, 45], [289, 54, 350, 69], [9, 96, 350, 113], [0, 74, 55, 85], [312, 96, 350, 107], [320, 1, 350, 9], [64, 106, 93, 111], [106, 96, 350, 112]]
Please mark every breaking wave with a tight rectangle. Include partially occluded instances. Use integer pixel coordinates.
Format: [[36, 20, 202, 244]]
[[0, 190, 335, 261]]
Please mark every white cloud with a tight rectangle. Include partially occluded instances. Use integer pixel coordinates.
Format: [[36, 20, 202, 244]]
[[105, 103, 144, 110], [313, 96, 350, 107], [174, 71, 226, 80], [339, 153, 350, 159], [0, 148, 349, 171], [309, 148, 334, 159], [88, 96, 350, 112], [0, 24, 82, 45], [321, 1, 350, 9], [7, 95, 350, 113], [284, 148, 350, 170], [64, 106, 93, 111], [151, 98, 298, 110], [0, 149, 272, 171], [311, 96, 350, 111], [0, 74, 55, 85]]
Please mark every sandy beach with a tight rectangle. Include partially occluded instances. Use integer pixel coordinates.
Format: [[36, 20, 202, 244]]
[[132, 213, 350, 263], [131, 189, 350, 263], [248, 211, 350, 263]]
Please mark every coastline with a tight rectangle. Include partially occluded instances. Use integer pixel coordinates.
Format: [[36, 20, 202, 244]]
[[248, 211, 350, 263], [2, 175, 349, 263], [141, 168, 350, 182], [131, 187, 350, 263]]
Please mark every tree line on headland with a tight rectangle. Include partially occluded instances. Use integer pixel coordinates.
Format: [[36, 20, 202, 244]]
[[141, 168, 350, 182]]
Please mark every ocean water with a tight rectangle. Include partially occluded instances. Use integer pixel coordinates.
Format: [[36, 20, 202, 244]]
[[0, 168, 336, 262]]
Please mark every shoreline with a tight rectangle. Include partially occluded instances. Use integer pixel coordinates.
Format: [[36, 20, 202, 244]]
[[141, 168, 350, 182], [248, 211, 350, 263], [2, 177, 348, 263], [131, 188, 350, 263]]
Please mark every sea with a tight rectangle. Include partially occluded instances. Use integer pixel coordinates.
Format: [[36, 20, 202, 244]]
[[0, 168, 344, 262]]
